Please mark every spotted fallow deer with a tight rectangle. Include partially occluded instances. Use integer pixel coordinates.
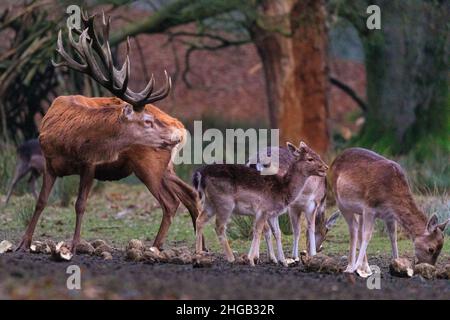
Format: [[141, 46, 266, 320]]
[[193, 141, 328, 266], [16, 12, 204, 253], [247, 147, 340, 263], [330, 148, 449, 277]]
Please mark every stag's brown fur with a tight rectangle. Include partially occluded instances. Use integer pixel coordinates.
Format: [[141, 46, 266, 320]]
[[40, 96, 184, 170], [17, 96, 204, 252]]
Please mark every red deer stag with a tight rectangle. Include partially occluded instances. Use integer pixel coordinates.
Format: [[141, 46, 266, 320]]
[[16, 12, 203, 253]]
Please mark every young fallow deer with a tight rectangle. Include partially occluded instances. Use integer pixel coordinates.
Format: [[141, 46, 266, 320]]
[[4, 139, 45, 205], [247, 147, 340, 264], [16, 11, 205, 253], [330, 148, 449, 277], [193, 141, 328, 266], [247, 147, 339, 263]]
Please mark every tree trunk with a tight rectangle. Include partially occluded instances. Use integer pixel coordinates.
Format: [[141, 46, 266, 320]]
[[251, 0, 329, 154], [358, 0, 449, 155]]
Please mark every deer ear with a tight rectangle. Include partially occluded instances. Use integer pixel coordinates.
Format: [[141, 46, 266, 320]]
[[437, 219, 449, 232], [326, 211, 340, 230], [426, 214, 439, 233], [299, 141, 308, 149], [286, 142, 298, 154], [122, 104, 134, 120]]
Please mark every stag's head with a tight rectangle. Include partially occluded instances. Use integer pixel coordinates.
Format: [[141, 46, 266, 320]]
[[414, 214, 448, 265], [286, 141, 328, 177], [52, 11, 185, 150], [118, 103, 186, 150]]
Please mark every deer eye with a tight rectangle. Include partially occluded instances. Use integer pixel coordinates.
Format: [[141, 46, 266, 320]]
[[307, 157, 314, 162], [428, 247, 435, 254], [144, 119, 153, 128]]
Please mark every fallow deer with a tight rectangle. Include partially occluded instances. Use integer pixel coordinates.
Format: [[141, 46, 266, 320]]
[[16, 12, 204, 253], [330, 147, 449, 277], [193, 141, 328, 266], [248, 146, 339, 263], [4, 139, 45, 205]]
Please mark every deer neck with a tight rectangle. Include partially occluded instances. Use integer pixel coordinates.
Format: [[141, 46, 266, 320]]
[[282, 164, 310, 205], [391, 195, 428, 239]]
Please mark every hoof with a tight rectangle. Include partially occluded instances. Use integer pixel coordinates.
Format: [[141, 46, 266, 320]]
[[344, 266, 356, 274], [15, 239, 31, 252]]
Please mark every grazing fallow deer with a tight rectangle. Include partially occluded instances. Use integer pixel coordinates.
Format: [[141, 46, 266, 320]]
[[4, 139, 45, 205], [193, 141, 328, 266], [16, 12, 204, 253], [330, 148, 449, 277]]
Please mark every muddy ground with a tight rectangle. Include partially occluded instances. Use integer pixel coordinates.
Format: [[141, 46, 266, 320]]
[[1, 250, 449, 300]]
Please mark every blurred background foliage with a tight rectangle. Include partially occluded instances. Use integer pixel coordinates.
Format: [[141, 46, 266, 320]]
[[0, 0, 448, 201]]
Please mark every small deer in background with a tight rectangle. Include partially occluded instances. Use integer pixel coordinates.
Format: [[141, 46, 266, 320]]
[[248, 147, 340, 262], [193, 141, 328, 266], [330, 147, 449, 277], [4, 139, 45, 205]]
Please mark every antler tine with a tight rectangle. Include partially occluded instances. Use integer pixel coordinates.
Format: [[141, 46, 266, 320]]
[[53, 10, 172, 110], [138, 74, 155, 99], [68, 27, 85, 59], [113, 38, 131, 94], [80, 29, 109, 85], [52, 29, 87, 72], [145, 71, 172, 104], [101, 11, 110, 41]]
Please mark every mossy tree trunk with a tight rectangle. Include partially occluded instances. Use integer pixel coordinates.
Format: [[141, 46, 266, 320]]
[[353, 0, 449, 155]]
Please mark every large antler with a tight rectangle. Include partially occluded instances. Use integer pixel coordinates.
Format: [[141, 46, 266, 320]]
[[52, 11, 171, 111]]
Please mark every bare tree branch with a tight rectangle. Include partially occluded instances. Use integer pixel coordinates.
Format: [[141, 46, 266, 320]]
[[329, 76, 367, 112]]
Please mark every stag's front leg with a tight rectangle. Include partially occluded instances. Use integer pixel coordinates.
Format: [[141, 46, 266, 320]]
[[16, 169, 56, 251], [71, 166, 95, 253], [133, 163, 180, 250], [152, 191, 180, 249]]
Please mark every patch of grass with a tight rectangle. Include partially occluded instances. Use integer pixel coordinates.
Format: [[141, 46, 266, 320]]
[[228, 216, 253, 240], [51, 176, 79, 207], [16, 195, 35, 227], [1, 182, 449, 262], [279, 214, 292, 235], [398, 147, 450, 192], [416, 187, 450, 236]]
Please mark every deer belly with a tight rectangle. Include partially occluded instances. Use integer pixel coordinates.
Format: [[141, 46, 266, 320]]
[[234, 192, 265, 215], [335, 175, 366, 214]]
